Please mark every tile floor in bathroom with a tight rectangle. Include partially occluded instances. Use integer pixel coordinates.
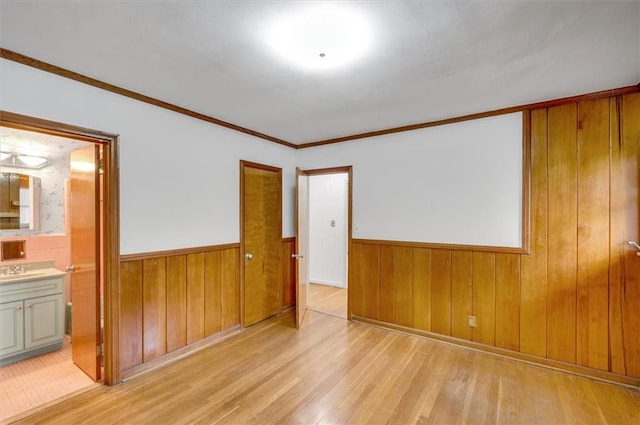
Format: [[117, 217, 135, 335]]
[[0, 336, 96, 422]]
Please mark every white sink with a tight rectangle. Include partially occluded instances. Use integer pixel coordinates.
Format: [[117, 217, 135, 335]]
[[0, 269, 61, 283]]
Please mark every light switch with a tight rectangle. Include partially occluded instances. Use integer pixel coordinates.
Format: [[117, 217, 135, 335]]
[[331, 220, 336, 227]]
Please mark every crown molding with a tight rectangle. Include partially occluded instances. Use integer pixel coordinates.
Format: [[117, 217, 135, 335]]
[[2, 48, 638, 151], [0, 48, 296, 149]]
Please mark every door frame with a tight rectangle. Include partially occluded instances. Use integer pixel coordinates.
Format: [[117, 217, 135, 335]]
[[239, 160, 283, 327], [301, 166, 353, 319], [0, 111, 121, 385]]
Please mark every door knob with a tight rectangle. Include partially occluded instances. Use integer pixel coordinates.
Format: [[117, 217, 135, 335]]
[[291, 253, 304, 259], [65, 265, 77, 272], [245, 253, 253, 260], [627, 241, 640, 256]]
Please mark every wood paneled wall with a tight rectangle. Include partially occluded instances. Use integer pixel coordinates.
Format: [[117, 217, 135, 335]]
[[350, 93, 640, 381], [119, 245, 240, 372], [281, 237, 296, 309], [120, 239, 296, 373]]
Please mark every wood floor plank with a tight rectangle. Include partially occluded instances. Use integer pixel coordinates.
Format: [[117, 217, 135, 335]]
[[11, 311, 640, 425]]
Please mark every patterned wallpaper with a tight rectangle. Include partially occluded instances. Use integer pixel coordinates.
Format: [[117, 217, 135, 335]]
[[0, 127, 87, 236]]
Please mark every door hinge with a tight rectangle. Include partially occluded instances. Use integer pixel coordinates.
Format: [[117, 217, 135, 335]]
[[97, 343, 104, 357]]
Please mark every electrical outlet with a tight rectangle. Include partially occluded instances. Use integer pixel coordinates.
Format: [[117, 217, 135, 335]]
[[468, 315, 477, 328]]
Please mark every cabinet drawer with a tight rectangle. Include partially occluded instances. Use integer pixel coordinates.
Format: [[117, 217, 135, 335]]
[[0, 277, 63, 303]]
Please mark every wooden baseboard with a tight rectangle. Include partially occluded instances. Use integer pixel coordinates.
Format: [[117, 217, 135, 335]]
[[281, 305, 295, 313], [121, 325, 243, 381], [351, 315, 640, 389]]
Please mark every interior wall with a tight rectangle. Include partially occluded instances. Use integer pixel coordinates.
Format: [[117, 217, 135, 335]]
[[348, 93, 640, 381], [297, 112, 523, 248], [308, 174, 348, 288], [0, 58, 297, 254]]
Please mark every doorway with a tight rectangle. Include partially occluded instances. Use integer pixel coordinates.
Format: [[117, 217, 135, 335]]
[[296, 167, 352, 323], [0, 112, 119, 420]]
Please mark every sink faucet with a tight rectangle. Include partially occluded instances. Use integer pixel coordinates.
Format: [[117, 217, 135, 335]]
[[6, 265, 26, 275]]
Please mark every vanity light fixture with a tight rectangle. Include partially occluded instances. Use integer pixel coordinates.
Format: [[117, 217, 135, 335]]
[[0, 152, 50, 169]]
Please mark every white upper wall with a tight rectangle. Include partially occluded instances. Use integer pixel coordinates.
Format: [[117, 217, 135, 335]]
[[2, 58, 534, 251], [297, 113, 523, 248], [0, 59, 297, 254]]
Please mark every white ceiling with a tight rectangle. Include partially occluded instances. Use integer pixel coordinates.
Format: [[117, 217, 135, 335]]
[[1, 1, 639, 145]]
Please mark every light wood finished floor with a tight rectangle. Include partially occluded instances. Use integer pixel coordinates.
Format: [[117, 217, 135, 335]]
[[308, 283, 347, 319], [8, 310, 640, 425], [0, 336, 96, 422]]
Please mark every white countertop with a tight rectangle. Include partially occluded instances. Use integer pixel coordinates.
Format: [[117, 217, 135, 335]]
[[0, 267, 66, 284]]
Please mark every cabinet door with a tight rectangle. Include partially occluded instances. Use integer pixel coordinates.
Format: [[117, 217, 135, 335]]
[[0, 300, 24, 357], [24, 294, 64, 349]]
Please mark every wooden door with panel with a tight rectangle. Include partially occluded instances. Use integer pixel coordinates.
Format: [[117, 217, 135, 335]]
[[241, 162, 282, 327], [69, 144, 101, 381]]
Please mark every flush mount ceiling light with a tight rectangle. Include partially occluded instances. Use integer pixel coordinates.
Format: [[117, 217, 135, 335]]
[[264, 3, 374, 72]]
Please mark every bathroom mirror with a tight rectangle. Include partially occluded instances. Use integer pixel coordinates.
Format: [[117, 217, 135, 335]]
[[0, 172, 41, 230]]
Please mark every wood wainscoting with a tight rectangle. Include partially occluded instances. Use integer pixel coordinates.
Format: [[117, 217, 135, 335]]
[[119, 244, 241, 375], [349, 92, 640, 386], [282, 237, 296, 310], [119, 239, 297, 377]]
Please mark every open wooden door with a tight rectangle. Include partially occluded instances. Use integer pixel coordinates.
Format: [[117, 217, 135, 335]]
[[69, 145, 101, 381], [295, 168, 310, 328]]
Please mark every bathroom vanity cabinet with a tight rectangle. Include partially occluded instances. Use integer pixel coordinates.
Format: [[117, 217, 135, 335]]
[[0, 274, 65, 366]]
